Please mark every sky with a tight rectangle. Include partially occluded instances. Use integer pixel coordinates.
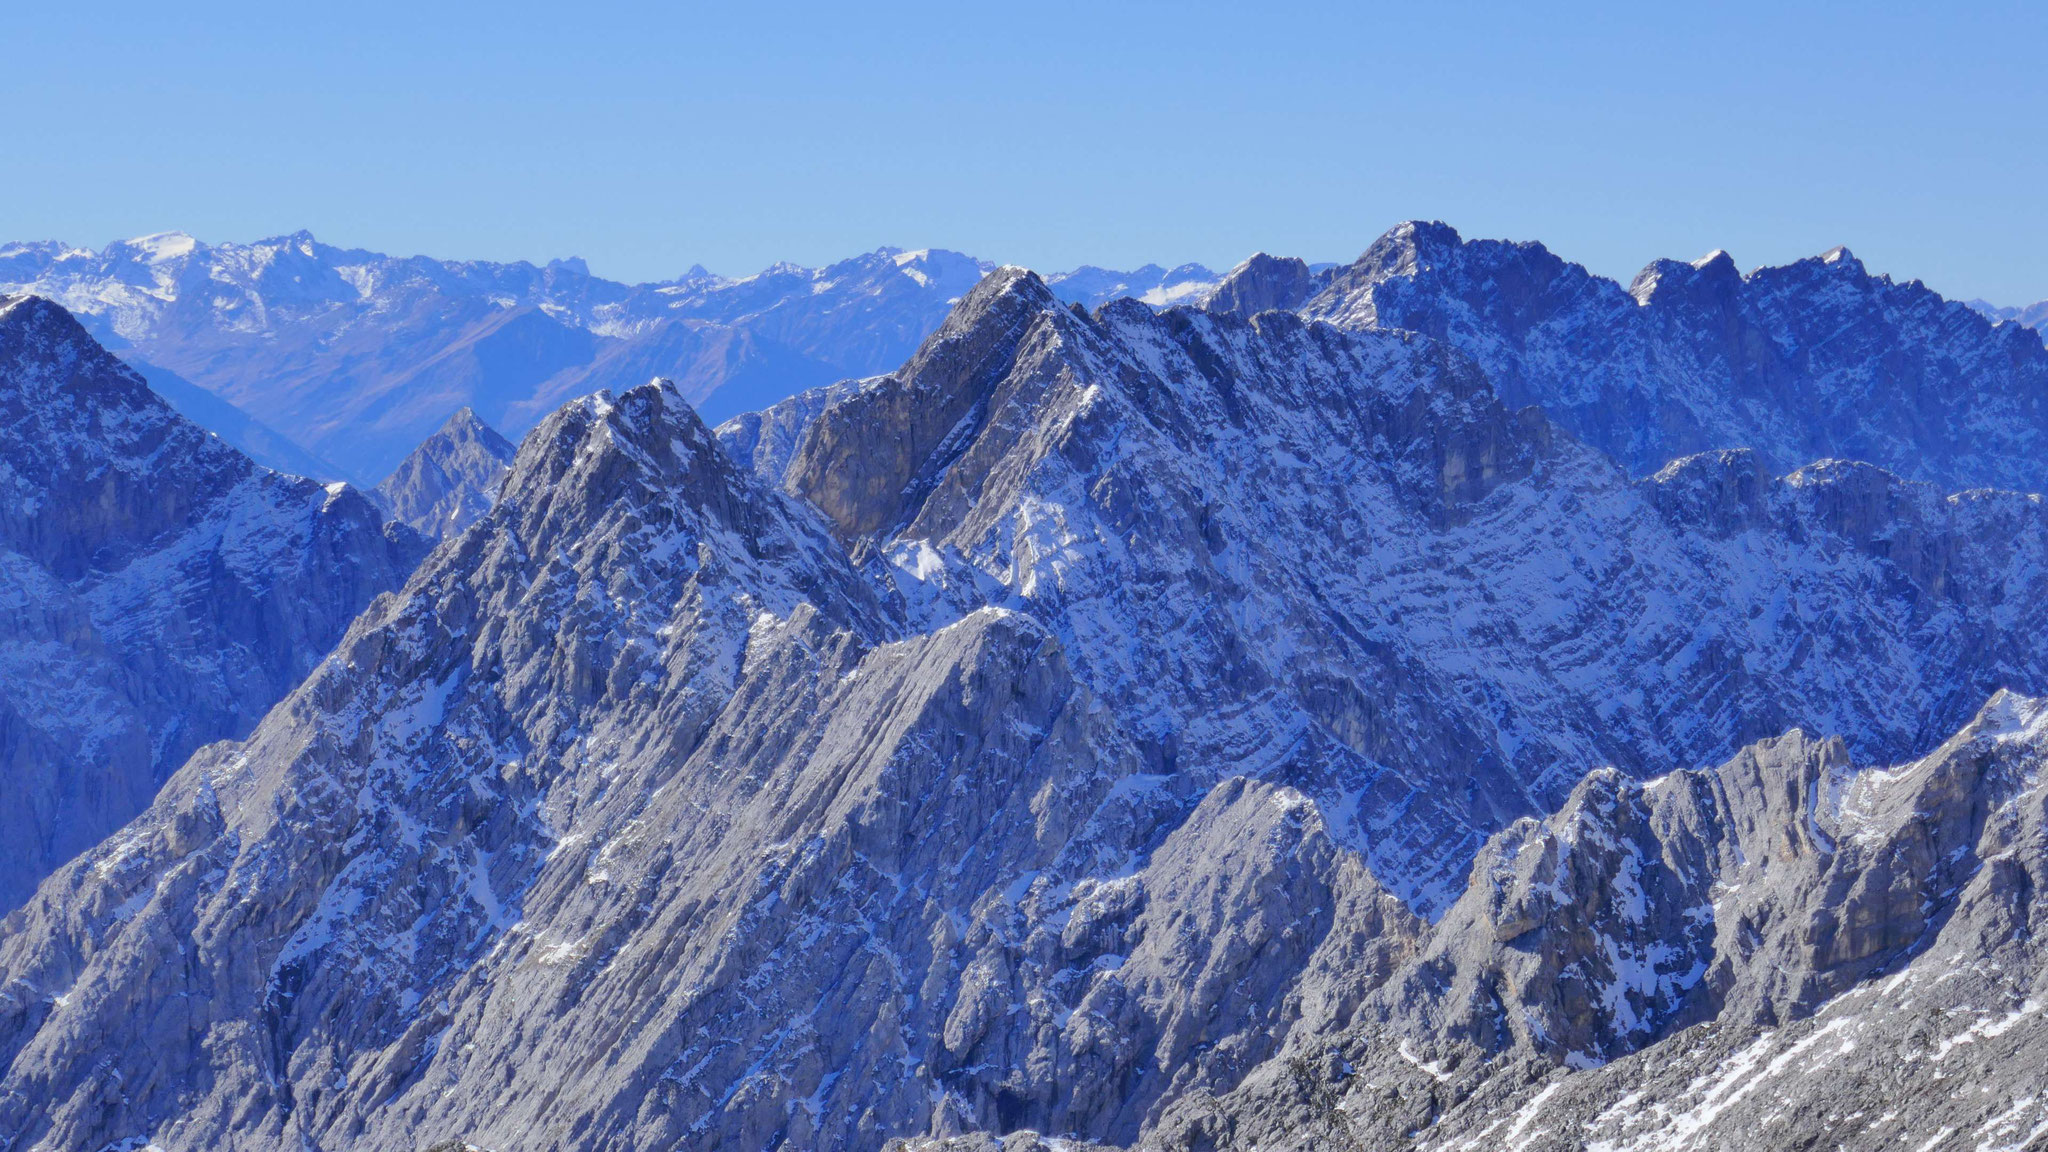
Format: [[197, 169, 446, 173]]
[[3, 1, 2044, 303]]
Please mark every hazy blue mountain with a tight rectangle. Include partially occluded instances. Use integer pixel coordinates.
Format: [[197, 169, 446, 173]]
[[1968, 294, 2048, 340], [0, 236, 994, 482]]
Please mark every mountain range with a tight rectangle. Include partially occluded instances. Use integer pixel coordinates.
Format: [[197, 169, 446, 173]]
[[2, 216, 2048, 1150], [1969, 295, 2048, 335], [0, 233, 1223, 485]]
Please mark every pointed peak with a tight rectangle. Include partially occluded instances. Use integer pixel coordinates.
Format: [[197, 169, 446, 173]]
[[0, 293, 115, 359], [1818, 245, 1866, 275], [501, 376, 721, 514], [0, 292, 68, 326], [1228, 252, 1308, 276], [1628, 248, 1742, 306], [431, 405, 513, 455], [947, 265, 1059, 321], [1388, 219, 1464, 248], [1201, 253, 1321, 318], [1347, 220, 1469, 280]]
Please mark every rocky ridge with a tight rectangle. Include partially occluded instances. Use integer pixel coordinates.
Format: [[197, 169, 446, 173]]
[[1291, 221, 2048, 493], [902, 691, 2048, 1151], [0, 293, 423, 915], [1123, 689, 2048, 1151], [4, 270, 2047, 1150]]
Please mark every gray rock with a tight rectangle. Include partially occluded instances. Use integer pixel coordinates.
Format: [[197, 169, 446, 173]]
[[372, 406, 518, 541], [1141, 690, 2048, 1151], [1196, 254, 1332, 319]]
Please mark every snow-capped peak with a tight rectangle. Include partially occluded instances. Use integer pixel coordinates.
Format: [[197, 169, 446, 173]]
[[120, 230, 199, 263]]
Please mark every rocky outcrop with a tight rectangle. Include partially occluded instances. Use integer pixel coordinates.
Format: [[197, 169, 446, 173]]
[[1136, 690, 2048, 1151], [1196, 254, 1331, 319], [0, 294, 422, 914], [372, 406, 518, 540], [1301, 221, 2048, 492]]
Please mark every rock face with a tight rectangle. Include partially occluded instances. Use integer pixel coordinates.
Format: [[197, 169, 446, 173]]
[[1196, 254, 1332, 319], [1300, 221, 2048, 492], [372, 407, 519, 541], [3, 271, 2047, 1151], [0, 294, 423, 915], [1129, 690, 2048, 1152]]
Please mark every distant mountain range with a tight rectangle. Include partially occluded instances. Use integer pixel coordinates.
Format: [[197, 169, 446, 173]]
[[0, 234, 1224, 484], [1969, 295, 2048, 335]]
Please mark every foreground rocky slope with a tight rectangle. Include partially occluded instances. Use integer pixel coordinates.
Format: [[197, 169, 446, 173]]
[[1125, 690, 2048, 1151], [904, 691, 2048, 1151], [372, 407, 519, 540], [0, 294, 422, 915], [2, 271, 2046, 1150]]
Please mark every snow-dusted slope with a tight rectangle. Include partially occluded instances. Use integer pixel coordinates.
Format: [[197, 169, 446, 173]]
[[1298, 221, 2048, 493], [792, 269, 2048, 910], [5, 272, 2047, 1151], [371, 406, 518, 541], [0, 294, 423, 914]]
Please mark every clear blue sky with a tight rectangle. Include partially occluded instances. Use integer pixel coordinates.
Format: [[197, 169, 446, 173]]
[[4, 1, 2044, 303]]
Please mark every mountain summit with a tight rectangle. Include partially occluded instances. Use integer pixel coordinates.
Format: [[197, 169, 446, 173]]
[[372, 406, 519, 540]]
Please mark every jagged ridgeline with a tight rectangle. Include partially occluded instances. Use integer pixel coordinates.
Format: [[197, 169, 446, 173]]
[[1, 252, 2046, 1152]]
